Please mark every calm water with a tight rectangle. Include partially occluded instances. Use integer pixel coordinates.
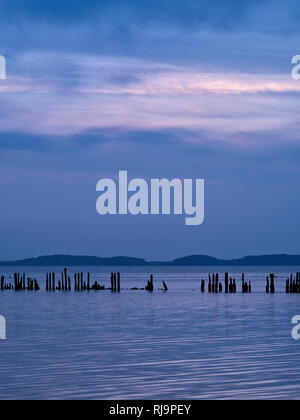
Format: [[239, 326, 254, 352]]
[[0, 266, 300, 400]]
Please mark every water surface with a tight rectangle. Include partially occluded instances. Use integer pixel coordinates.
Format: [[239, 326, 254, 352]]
[[0, 266, 300, 400]]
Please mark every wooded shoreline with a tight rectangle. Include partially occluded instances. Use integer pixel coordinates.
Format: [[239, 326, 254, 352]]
[[1, 254, 300, 267]]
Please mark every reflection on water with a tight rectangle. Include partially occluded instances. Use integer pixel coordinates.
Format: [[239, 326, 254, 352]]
[[0, 266, 300, 400]]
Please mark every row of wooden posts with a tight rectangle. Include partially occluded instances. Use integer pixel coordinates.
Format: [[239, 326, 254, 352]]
[[0, 273, 40, 291], [286, 273, 300, 294], [201, 273, 251, 293], [1, 270, 300, 294], [46, 269, 108, 292], [46, 270, 167, 292], [266, 274, 275, 293], [0, 270, 162, 292]]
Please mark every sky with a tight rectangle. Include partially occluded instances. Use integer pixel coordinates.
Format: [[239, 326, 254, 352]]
[[0, 0, 300, 261]]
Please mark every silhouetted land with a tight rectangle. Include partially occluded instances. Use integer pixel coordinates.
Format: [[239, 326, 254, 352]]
[[1, 254, 300, 267]]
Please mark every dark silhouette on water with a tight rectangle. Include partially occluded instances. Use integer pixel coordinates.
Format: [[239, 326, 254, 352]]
[[201, 280, 205, 293], [0, 273, 40, 291], [286, 273, 300, 294], [145, 275, 154, 292], [1, 269, 300, 295]]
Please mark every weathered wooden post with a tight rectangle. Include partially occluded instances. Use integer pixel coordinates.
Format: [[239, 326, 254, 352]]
[[270, 274, 275, 294], [146, 275, 154, 292], [64, 268, 67, 290], [74, 273, 77, 291], [201, 280, 205, 293], [225, 273, 229, 293], [233, 279, 236, 293], [87, 273, 90, 291], [117, 273, 121, 292], [266, 276, 270, 293], [111, 273, 114, 291], [113, 273, 117, 291], [229, 278, 233, 293]]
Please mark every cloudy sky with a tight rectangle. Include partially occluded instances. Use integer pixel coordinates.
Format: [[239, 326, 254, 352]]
[[0, 0, 299, 260]]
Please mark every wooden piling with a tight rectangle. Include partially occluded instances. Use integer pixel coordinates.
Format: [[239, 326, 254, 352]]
[[146, 275, 154, 292], [266, 276, 270, 293], [201, 280, 205, 293], [233, 279, 236, 293], [117, 273, 121, 292], [87, 273, 90, 291], [64, 268, 67, 290], [270, 274, 275, 294], [208, 278, 212, 293], [113, 273, 117, 291], [111, 273, 114, 291], [75, 273, 77, 291], [225, 273, 229, 293]]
